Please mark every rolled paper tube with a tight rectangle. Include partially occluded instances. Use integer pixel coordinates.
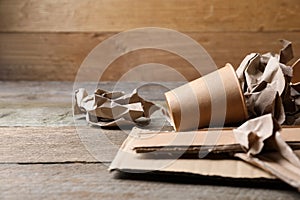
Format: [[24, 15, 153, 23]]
[[165, 63, 248, 131]]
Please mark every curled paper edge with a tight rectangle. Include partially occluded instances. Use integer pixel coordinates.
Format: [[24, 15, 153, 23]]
[[234, 114, 300, 190]]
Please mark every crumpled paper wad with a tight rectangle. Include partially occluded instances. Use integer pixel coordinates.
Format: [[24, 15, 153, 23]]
[[74, 87, 159, 128], [234, 40, 300, 190], [236, 39, 300, 125], [234, 114, 300, 191]]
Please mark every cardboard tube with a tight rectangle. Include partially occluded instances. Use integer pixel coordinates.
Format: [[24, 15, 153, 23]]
[[165, 64, 248, 131]]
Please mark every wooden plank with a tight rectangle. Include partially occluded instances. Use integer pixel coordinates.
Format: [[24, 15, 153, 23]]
[[0, 81, 299, 198], [1, 32, 300, 81], [0, 125, 176, 163], [0, 126, 127, 163], [0, 164, 299, 200], [0, 32, 107, 81], [0, 81, 73, 104], [0, 81, 178, 126], [0, 82, 170, 162], [0, 81, 180, 102], [1, 81, 299, 199], [0, 103, 74, 127], [0, 0, 299, 32]]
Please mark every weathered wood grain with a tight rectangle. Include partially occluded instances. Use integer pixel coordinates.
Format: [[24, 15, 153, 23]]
[[1, 0, 299, 195], [1, 81, 300, 199], [0, 164, 299, 200], [0, 126, 130, 163], [0, 81, 177, 126], [0, 104, 74, 126], [0, 81, 180, 103], [0, 122, 171, 164], [0, 81, 181, 101], [0, 0, 299, 32], [1, 32, 300, 81], [0, 82, 170, 163], [0, 126, 93, 163]]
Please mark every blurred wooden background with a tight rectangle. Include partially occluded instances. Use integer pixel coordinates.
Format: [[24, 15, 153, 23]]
[[0, 0, 299, 81]]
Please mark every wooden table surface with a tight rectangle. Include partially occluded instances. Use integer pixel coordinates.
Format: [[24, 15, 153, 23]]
[[1, 81, 299, 200]]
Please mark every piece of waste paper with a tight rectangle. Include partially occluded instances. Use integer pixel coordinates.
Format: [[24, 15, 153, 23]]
[[74, 39, 300, 191], [74, 87, 159, 127], [109, 127, 277, 180], [236, 39, 300, 125], [234, 114, 300, 191], [131, 127, 300, 155]]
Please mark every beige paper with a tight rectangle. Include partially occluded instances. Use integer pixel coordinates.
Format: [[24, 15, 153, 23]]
[[165, 64, 248, 131], [236, 40, 300, 125], [74, 87, 159, 127], [234, 114, 300, 190], [292, 59, 300, 83], [109, 127, 274, 180], [287, 82, 300, 125], [279, 39, 293, 65], [108, 40, 300, 189], [131, 127, 300, 154]]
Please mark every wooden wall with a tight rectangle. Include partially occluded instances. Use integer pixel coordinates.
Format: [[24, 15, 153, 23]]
[[0, 0, 300, 81]]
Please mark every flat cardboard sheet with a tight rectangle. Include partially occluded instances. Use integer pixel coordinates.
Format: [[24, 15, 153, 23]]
[[109, 127, 275, 179], [131, 127, 300, 153]]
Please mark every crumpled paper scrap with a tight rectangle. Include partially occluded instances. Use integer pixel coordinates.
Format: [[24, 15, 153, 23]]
[[234, 114, 300, 190], [292, 59, 300, 83], [74, 87, 159, 128], [236, 39, 300, 125]]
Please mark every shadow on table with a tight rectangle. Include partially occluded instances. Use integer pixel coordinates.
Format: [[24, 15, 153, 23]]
[[113, 170, 297, 191]]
